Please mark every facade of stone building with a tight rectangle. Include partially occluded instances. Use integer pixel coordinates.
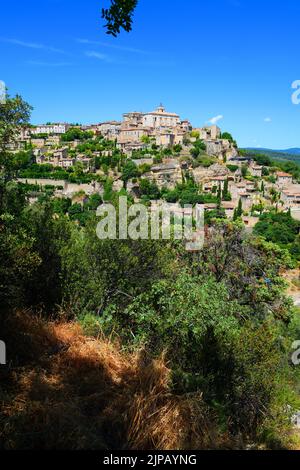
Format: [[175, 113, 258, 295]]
[[31, 123, 70, 135], [142, 105, 180, 129], [277, 172, 293, 187]]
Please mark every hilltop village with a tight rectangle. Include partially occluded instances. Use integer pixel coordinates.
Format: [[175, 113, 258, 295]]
[[10, 104, 300, 226], [3, 103, 300, 451]]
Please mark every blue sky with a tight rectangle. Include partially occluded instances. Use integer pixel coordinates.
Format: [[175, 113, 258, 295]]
[[1, 0, 300, 148]]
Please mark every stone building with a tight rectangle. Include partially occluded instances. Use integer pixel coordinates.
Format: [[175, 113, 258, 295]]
[[31, 123, 70, 135], [277, 172, 293, 187], [142, 105, 180, 129], [250, 165, 263, 177], [146, 161, 182, 189], [97, 121, 121, 139], [197, 125, 221, 141], [205, 139, 238, 161]]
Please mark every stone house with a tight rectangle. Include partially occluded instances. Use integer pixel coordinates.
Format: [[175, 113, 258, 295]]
[[46, 135, 60, 146], [52, 147, 68, 160], [142, 105, 180, 129], [197, 125, 221, 141], [31, 138, 46, 148], [31, 123, 70, 135], [206, 176, 228, 191], [155, 131, 175, 147], [97, 121, 121, 138], [281, 187, 300, 208], [56, 159, 76, 169], [277, 172, 293, 187], [227, 156, 253, 166], [148, 161, 182, 189], [250, 165, 263, 178]]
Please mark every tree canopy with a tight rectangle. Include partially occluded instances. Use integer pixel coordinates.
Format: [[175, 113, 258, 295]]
[[0, 93, 32, 181], [101, 0, 138, 36]]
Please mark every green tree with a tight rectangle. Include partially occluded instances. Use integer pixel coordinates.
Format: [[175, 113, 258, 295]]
[[0, 92, 32, 182], [222, 179, 231, 201], [140, 134, 150, 144], [121, 160, 139, 187], [221, 132, 237, 147], [86, 193, 103, 211], [20, 202, 72, 311], [190, 139, 206, 158], [241, 164, 248, 178], [216, 183, 222, 208], [233, 198, 243, 220], [139, 178, 160, 200], [173, 144, 182, 154], [269, 187, 281, 212], [68, 203, 83, 220], [51, 197, 72, 215], [61, 127, 93, 142], [190, 130, 200, 139], [101, 0, 138, 36], [205, 207, 227, 225], [0, 219, 41, 310], [254, 211, 300, 248], [221, 132, 234, 142]]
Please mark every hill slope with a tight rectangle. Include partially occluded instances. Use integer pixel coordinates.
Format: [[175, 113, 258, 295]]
[[243, 148, 300, 164], [0, 311, 227, 450]]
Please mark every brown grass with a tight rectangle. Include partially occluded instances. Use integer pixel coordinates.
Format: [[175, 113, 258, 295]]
[[0, 311, 229, 450]]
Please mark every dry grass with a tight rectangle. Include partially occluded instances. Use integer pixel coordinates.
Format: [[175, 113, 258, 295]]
[[0, 311, 228, 450]]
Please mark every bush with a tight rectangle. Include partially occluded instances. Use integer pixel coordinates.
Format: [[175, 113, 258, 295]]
[[99, 269, 298, 441], [254, 211, 300, 250]]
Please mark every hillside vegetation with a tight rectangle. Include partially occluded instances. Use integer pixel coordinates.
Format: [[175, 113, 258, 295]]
[[1, 93, 300, 451], [242, 148, 300, 166]]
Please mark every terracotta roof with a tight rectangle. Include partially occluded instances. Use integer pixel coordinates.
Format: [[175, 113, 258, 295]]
[[222, 202, 235, 209], [209, 176, 227, 181], [282, 189, 300, 196], [277, 172, 292, 177]]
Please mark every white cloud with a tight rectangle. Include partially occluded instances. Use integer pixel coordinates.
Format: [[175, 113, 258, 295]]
[[208, 115, 223, 125], [85, 51, 133, 66], [1, 38, 65, 54], [264, 117, 272, 122], [85, 51, 111, 62], [77, 38, 148, 55]]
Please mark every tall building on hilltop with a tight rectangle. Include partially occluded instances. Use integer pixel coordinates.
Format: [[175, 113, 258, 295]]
[[142, 104, 180, 129]]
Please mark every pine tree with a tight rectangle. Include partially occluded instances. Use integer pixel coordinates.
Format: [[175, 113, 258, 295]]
[[222, 179, 228, 199], [233, 198, 243, 220], [217, 183, 222, 208]]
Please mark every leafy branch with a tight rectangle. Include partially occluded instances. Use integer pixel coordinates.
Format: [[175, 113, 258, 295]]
[[101, 0, 138, 37]]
